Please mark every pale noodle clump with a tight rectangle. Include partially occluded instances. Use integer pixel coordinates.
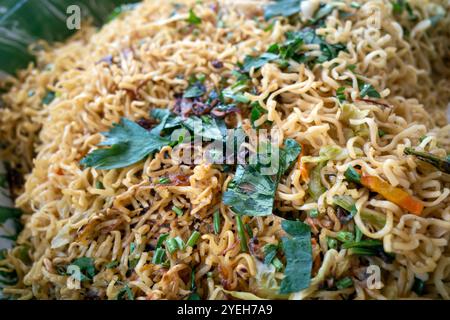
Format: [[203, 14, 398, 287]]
[[0, 0, 449, 300]]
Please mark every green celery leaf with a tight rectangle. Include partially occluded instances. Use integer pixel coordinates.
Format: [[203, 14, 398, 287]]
[[80, 118, 171, 170], [67, 257, 96, 282], [223, 164, 278, 216], [183, 83, 206, 98], [279, 220, 312, 294], [223, 139, 301, 216], [358, 81, 381, 98], [243, 52, 279, 72], [264, 0, 303, 20]]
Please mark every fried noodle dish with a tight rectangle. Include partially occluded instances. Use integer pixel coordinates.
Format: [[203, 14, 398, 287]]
[[0, 0, 450, 300]]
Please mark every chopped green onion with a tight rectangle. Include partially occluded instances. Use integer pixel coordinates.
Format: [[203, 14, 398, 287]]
[[187, 9, 201, 25], [344, 166, 361, 184], [308, 209, 319, 218], [42, 91, 56, 105], [196, 73, 206, 83], [186, 231, 201, 247], [336, 277, 353, 289], [404, 148, 450, 174], [336, 231, 354, 243], [236, 215, 248, 252], [378, 129, 386, 138], [327, 237, 337, 249], [342, 239, 382, 249], [359, 81, 381, 98], [213, 210, 221, 235], [157, 177, 171, 185], [166, 236, 185, 254], [336, 87, 346, 103], [173, 206, 184, 216], [116, 284, 134, 300], [156, 233, 169, 249], [130, 242, 136, 253], [333, 195, 357, 216]]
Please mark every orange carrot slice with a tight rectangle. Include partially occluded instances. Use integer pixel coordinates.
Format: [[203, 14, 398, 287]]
[[361, 175, 424, 215]]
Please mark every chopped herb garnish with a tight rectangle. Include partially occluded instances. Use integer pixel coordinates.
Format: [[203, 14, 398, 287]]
[[250, 102, 270, 128], [187, 9, 201, 25], [392, 0, 417, 20], [279, 220, 312, 294], [107, 3, 140, 22], [310, 3, 336, 25], [157, 177, 171, 185], [80, 118, 172, 170], [187, 269, 201, 300], [116, 284, 134, 300], [213, 210, 221, 235], [336, 231, 354, 243], [336, 87, 346, 103], [344, 166, 362, 184], [183, 82, 206, 98], [67, 257, 97, 282], [223, 139, 301, 216], [333, 195, 357, 217], [308, 209, 319, 218], [327, 237, 337, 249], [236, 215, 248, 252], [152, 247, 166, 265], [156, 233, 170, 249], [378, 129, 386, 138], [242, 53, 279, 72], [264, 0, 302, 20], [359, 81, 381, 98], [343, 240, 395, 262], [173, 206, 184, 216], [242, 29, 346, 72], [42, 91, 55, 105], [166, 236, 185, 254], [186, 231, 201, 247], [336, 277, 353, 290]]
